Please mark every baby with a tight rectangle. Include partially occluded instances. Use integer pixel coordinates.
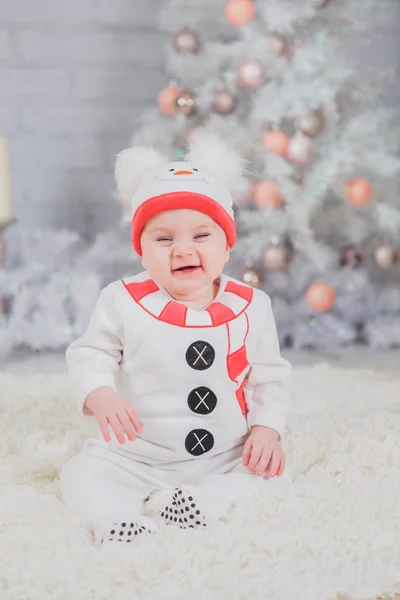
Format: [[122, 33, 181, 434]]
[[60, 144, 292, 545]]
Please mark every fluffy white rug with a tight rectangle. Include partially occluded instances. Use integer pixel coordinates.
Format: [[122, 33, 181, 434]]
[[1, 365, 400, 600]]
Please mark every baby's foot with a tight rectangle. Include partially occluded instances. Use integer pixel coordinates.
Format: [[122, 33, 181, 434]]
[[95, 515, 157, 545], [160, 487, 207, 529]]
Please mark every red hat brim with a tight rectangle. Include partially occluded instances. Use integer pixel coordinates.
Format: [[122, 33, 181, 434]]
[[131, 191, 236, 256]]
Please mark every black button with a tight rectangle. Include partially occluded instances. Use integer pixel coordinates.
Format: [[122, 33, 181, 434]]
[[186, 341, 215, 371], [187, 387, 217, 415], [185, 429, 214, 456]]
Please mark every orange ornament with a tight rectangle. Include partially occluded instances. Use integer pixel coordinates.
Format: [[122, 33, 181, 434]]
[[225, 0, 256, 26], [346, 177, 373, 206], [158, 85, 181, 116], [261, 130, 290, 156], [253, 180, 283, 208], [306, 281, 335, 312]]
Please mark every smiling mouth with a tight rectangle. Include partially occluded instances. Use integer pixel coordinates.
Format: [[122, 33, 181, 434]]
[[173, 266, 201, 272]]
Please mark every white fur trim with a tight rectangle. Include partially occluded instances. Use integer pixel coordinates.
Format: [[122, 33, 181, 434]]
[[115, 147, 166, 216], [186, 132, 249, 204]]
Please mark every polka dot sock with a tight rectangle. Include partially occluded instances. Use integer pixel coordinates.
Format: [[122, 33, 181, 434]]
[[95, 515, 158, 545], [160, 487, 207, 529]]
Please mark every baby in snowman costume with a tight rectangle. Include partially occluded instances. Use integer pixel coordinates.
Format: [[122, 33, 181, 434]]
[[60, 136, 292, 545]]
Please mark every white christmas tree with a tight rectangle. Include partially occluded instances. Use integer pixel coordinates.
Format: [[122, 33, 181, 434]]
[[128, 0, 400, 349], [2, 0, 400, 356], [0, 225, 141, 358]]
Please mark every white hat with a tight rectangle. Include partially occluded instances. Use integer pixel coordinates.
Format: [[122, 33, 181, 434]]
[[115, 134, 248, 256]]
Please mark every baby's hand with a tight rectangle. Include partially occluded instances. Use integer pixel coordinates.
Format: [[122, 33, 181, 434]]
[[84, 387, 143, 445], [242, 425, 285, 478]]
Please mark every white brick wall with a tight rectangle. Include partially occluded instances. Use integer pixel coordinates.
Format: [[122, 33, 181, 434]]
[[0, 0, 167, 238], [0, 68, 72, 97], [0, 31, 10, 60], [0, 0, 163, 27], [16, 31, 165, 66]]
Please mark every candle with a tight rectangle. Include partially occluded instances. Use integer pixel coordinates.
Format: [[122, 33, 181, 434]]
[[0, 137, 14, 225]]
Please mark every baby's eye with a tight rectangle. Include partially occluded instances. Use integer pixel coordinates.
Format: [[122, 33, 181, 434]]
[[195, 233, 210, 239], [169, 168, 175, 172], [156, 237, 172, 242]]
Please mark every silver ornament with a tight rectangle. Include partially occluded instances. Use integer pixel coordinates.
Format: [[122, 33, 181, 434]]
[[295, 109, 325, 138], [287, 133, 315, 165], [212, 89, 237, 115], [242, 266, 263, 288], [173, 27, 200, 54], [373, 244, 399, 269], [176, 90, 196, 116], [238, 59, 266, 89], [340, 245, 364, 268], [267, 33, 288, 56], [263, 243, 292, 270]]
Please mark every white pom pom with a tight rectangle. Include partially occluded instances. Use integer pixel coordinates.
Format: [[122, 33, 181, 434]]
[[115, 146, 166, 216], [186, 132, 249, 204]]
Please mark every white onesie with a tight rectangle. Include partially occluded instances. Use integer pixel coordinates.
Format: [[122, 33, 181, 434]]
[[60, 270, 292, 543]]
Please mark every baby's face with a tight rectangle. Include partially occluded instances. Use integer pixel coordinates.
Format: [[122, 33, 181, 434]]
[[140, 209, 230, 297]]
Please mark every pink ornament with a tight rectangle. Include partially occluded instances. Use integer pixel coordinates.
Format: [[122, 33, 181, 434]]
[[346, 178, 372, 206], [261, 130, 290, 156], [158, 85, 181, 116], [287, 133, 315, 165], [225, 0, 256, 27], [238, 59, 266, 89], [252, 180, 283, 208], [306, 281, 335, 312]]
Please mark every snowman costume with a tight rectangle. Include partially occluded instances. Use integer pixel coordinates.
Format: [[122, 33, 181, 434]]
[[60, 141, 292, 544]]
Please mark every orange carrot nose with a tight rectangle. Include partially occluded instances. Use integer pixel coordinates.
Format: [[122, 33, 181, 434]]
[[173, 170, 193, 175]]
